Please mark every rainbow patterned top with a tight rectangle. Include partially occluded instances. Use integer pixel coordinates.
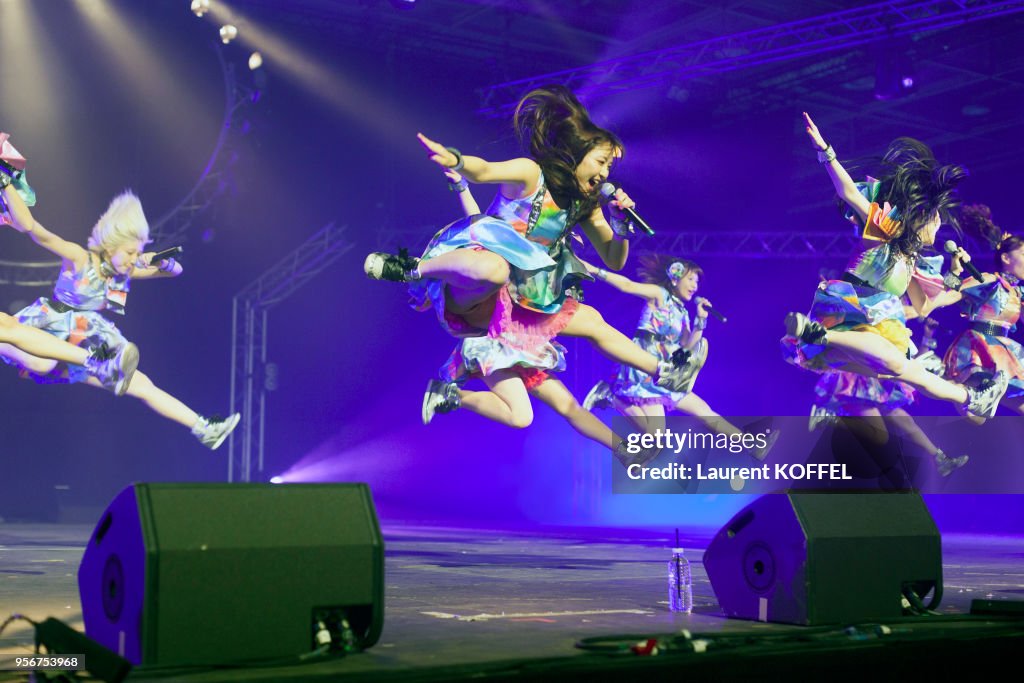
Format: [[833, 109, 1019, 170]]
[[843, 179, 915, 297], [53, 257, 130, 315], [485, 170, 578, 252], [637, 288, 690, 341]]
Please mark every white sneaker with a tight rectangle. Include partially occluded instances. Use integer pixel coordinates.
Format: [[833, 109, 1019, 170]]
[[85, 342, 139, 397], [656, 339, 708, 392], [965, 371, 1009, 419], [808, 405, 837, 431], [582, 380, 612, 411], [192, 413, 241, 450], [934, 449, 969, 477]]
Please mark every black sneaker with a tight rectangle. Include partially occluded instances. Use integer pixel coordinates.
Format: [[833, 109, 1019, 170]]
[[785, 312, 827, 345], [364, 248, 419, 282], [85, 342, 139, 397], [613, 440, 661, 468], [422, 379, 460, 425]]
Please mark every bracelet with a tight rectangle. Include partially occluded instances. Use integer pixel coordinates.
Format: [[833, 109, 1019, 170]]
[[594, 268, 608, 281], [447, 177, 469, 193], [693, 316, 708, 331], [609, 215, 633, 238], [817, 144, 837, 164], [0, 172, 10, 190], [445, 146, 464, 172], [943, 271, 963, 292], [158, 257, 177, 273]]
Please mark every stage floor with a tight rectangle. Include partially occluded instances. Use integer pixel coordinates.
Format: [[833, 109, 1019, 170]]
[[2, 522, 1022, 681]]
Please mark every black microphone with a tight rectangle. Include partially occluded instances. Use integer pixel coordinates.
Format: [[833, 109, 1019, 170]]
[[705, 306, 727, 323], [599, 183, 655, 236], [943, 240, 983, 281]]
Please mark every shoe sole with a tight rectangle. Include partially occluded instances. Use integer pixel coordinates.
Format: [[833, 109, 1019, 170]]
[[582, 382, 609, 411], [691, 339, 708, 368], [938, 455, 969, 477], [115, 343, 140, 397], [208, 413, 241, 451], [364, 253, 385, 279], [422, 380, 439, 425], [968, 373, 1010, 419], [784, 312, 804, 339]]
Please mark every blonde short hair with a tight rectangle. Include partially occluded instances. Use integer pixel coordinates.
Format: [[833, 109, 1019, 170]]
[[87, 190, 151, 254]]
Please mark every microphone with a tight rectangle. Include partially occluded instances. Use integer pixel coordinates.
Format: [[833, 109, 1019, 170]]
[[943, 240, 984, 281], [706, 306, 727, 323], [599, 183, 655, 236], [138, 246, 183, 269]]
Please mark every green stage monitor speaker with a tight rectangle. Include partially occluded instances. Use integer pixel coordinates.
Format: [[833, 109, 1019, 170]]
[[78, 483, 384, 666], [704, 492, 941, 625]]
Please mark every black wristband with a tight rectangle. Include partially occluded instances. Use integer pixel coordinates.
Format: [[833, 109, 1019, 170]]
[[447, 177, 469, 193], [445, 146, 464, 172]]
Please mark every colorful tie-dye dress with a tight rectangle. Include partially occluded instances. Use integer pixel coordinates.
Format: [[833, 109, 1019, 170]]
[[943, 273, 1024, 399], [612, 287, 697, 407], [812, 372, 916, 418], [437, 308, 570, 390], [782, 179, 945, 372], [4, 255, 131, 384], [408, 170, 588, 341]]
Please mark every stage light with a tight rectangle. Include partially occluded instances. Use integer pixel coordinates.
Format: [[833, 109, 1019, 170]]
[[190, 0, 210, 17], [390, 0, 417, 9], [248, 51, 263, 70], [219, 24, 238, 44], [874, 45, 915, 101], [269, 476, 284, 484]]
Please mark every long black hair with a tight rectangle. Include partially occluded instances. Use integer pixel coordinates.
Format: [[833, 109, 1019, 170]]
[[959, 203, 1023, 273], [871, 137, 967, 259], [513, 86, 623, 215]]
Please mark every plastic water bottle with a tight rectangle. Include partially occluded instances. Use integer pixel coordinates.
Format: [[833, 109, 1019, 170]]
[[668, 530, 692, 613]]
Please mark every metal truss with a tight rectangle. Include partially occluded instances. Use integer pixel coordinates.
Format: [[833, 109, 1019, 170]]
[[0, 258, 60, 287], [477, 0, 1024, 117], [631, 230, 857, 259], [228, 221, 353, 483], [150, 45, 258, 246], [372, 226, 858, 259]]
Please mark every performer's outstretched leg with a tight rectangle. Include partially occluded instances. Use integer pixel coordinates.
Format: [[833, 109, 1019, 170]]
[[561, 305, 657, 374], [0, 317, 137, 394], [531, 378, 615, 447], [85, 372, 239, 449], [675, 393, 743, 438]]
